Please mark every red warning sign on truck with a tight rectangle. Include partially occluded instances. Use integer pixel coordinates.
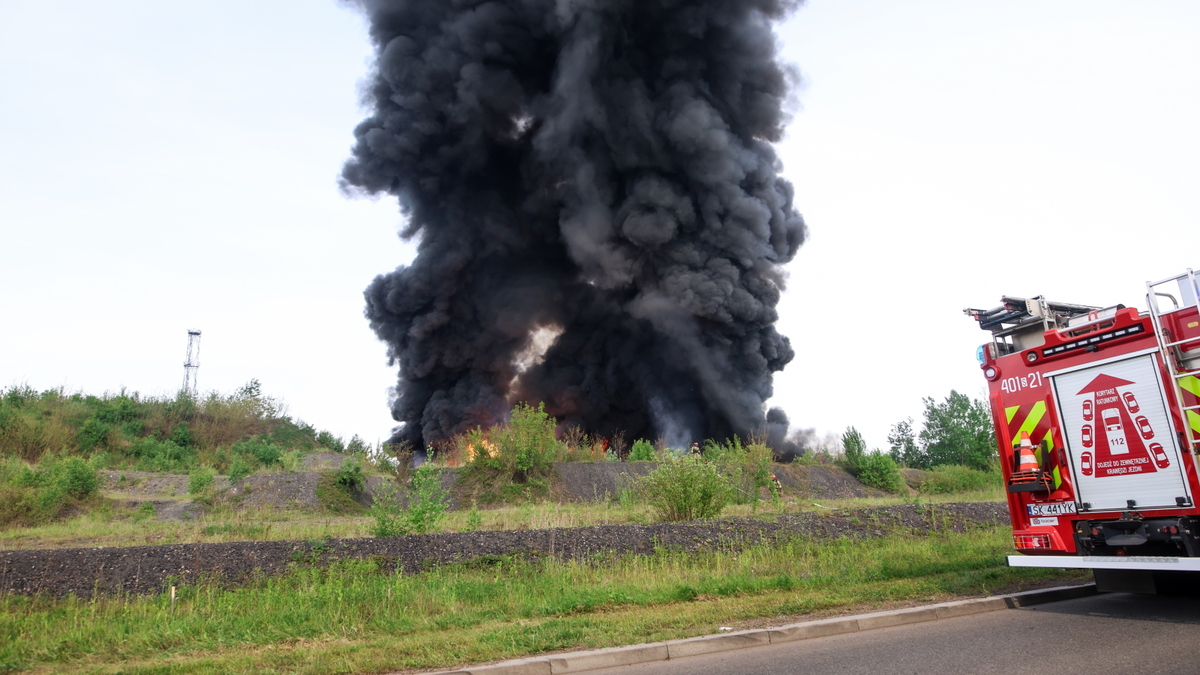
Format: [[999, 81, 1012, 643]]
[[1074, 373, 1161, 477], [1050, 351, 1189, 512]]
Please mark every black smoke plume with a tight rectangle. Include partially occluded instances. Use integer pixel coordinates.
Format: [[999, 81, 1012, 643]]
[[342, 0, 808, 456]]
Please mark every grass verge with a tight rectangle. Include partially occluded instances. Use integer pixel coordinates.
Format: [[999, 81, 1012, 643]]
[[0, 525, 1087, 674], [0, 489, 1006, 551]]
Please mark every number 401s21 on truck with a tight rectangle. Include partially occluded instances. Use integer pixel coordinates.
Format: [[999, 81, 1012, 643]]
[[967, 269, 1200, 593]]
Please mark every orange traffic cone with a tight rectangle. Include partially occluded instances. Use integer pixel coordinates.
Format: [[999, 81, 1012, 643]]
[[1009, 432, 1042, 485], [1015, 432, 1038, 472]]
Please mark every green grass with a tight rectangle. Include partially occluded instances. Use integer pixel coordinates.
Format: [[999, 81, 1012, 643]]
[[0, 525, 1085, 674], [0, 486, 1010, 551]]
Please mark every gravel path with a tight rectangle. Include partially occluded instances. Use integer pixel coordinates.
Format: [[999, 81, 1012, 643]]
[[0, 503, 1008, 598]]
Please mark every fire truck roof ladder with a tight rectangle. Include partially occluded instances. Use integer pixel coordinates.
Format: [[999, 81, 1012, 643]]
[[1146, 268, 1200, 450], [965, 297, 1100, 352]]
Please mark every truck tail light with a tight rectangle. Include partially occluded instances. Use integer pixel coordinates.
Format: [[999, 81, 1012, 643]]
[[1013, 534, 1052, 549]]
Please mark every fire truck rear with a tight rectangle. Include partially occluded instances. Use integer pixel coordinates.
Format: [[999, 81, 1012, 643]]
[[966, 269, 1200, 593]]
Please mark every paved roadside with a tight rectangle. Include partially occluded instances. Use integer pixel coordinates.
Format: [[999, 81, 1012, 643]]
[[413, 584, 1097, 675]]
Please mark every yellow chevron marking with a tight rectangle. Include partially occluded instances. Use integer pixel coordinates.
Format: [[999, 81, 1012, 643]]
[[1180, 375, 1200, 399], [1005, 406, 1021, 424], [1019, 401, 1046, 438], [1052, 465, 1062, 490], [1189, 409, 1200, 434]]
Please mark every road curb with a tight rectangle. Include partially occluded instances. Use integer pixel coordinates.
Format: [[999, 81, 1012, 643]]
[[421, 584, 1097, 675]]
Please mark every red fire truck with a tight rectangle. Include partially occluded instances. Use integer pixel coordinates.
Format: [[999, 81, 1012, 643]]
[[967, 269, 1200, 593]]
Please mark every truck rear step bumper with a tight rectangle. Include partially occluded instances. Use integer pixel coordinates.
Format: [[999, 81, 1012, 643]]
[[1009, 554, 1200, 571]]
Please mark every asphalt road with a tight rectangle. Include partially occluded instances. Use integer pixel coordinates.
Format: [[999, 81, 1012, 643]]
[[580, 593, 1200, 675]]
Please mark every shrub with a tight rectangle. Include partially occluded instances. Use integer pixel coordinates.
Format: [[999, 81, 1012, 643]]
[[628, 439, 657, 458], [0, 484, 42, 527], [402, 461, 448, 534], [369, 460, 448, 537], [636, 454, 734, 522], [368, 480, 405, 537], [316, 431, 344, 453], [233, 437, 282, 467], [1, 456, 99, 526], [855, 451, 905, 493], [133, 501, 156, 522], [169, 422, 194, 447], [77, 417, 112, 451], [698, 436, 775, 505], [487, 402, 561, 481], [919, 464, 1001, 494], [129, 438, 196, 473], [280, 449, 303, 473], [228, 456, 251, 483], [335, 458, 364, 492], [55, 457, 99, 499], [188, 467, 216, 495]]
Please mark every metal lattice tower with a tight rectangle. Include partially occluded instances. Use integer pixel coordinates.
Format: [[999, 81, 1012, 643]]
[[182, 329, 202, 396]]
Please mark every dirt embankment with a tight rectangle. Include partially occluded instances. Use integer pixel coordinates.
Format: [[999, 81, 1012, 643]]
[[0, 503, 1007, 598], [100, 461, 881, 521]]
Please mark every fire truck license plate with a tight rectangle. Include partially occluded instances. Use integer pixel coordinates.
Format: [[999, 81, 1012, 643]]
[[1027, 502, 1077, 516]]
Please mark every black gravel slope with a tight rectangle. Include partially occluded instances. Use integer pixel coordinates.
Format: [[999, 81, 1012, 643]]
[[0, 503, 1008, 598]]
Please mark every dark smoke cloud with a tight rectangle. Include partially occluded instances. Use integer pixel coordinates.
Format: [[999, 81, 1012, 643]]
[[343, 0, 808, 455]]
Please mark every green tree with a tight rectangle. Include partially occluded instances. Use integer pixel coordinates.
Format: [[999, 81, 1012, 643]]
[[841, 426, 867, 475], [916, 391, 995, 470], [887, 417, 919, 467]]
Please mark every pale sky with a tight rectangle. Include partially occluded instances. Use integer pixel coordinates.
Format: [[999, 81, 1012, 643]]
[[2, 1, 1198, 452]]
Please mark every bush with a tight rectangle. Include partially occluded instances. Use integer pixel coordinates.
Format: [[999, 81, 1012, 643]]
[[228, 456, 251, 483], [701, 436, 775, 505], [233, 437, 282, 467], [368, 480, 405, 537], [369, 460, 448, 537], [919, 464, 1001, 494], [169, 422, 194, 447], [55, 457, 99, 499], [0, 456, 99, 526], [487, 402, 561, 481], [636, 454, 734, 522], [316, 431, 344, 453], [335, 458, 364, 492], [76, 417, 112, 451], [188, 467, 216, 495], [280, 449, 303, 473], [129, 437, 196, 473], [0, 484, 42, 527], [402, 461, 448, 534], [855, 451, 905, 493], [628, 439, 655, 462]]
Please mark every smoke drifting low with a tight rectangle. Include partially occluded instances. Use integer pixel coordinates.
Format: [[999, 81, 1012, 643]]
[[342, 0, 808, 456]]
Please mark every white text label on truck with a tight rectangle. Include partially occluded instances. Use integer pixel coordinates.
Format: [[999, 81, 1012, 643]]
[[1000, 371, 1044, 395], [1027, 502, 1078, 516]]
